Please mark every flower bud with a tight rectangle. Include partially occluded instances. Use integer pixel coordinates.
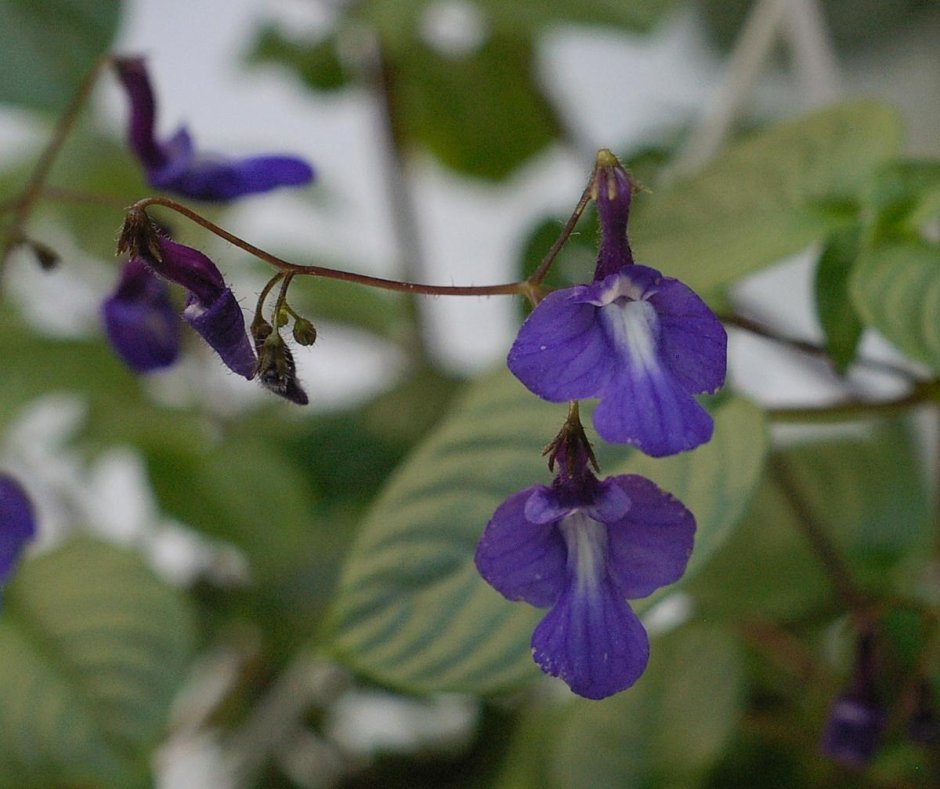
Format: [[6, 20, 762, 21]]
[[292, 317, 317, 346]]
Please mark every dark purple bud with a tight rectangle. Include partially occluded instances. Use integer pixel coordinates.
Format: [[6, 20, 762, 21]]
[[183, 288, 257, 379], [592, 149, 635, 280], [102, 258, 181, 372], [820, 695, 887, 768], [821, 632, 886, 768], [0, 475, 37, 585], [113, 55, 315, 202], [908, 681, 939, 746]]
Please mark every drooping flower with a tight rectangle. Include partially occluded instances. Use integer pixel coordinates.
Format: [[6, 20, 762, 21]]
[[474, 414, 694, 699], [820, 633, 887, 768], [508, 151, 726, 457], [113, 56, 314, 202], [0, 475, 37, 589], [118, 219, 256, 379], [102, 257, 181, 372]]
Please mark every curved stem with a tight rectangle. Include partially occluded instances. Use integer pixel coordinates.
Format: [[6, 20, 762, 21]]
[[529, 177, 594, 287], [132, 196, 527, 297]]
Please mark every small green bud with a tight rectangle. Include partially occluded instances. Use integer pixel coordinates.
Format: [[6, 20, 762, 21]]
[[292, 318, 318, 346]]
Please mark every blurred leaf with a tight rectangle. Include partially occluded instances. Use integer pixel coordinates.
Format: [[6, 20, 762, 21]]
[[690, 422, 931, 619], [0, 310, 137, 433], [551, 626, 745, 788], [0, 538, 194, 787], [868, 160, 940, 240], [814, 226, 864, 372], [393, 33, 560, 179], [359, 0, 676, 47], [631, 102, 901, 295], [327, 367, 765, 694], [144, 431, 319, 583], [0, 0, 120, 112], [850, 242, 940, 370], [246, 25, 348, 91]]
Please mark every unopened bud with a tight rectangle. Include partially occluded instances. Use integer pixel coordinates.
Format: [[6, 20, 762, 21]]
[[255, 332, 309, 405], [292, 317, 317, 346], [26, 238, 60, 270], [117, 208, 163, 263]]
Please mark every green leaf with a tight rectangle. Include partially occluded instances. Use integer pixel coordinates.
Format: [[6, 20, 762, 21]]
[[0, 0, 120, 112], [550, 626, 745, 788], [246, 26, 347, 91], [0, 538, 194, 787], [144, 432, 320, 583], [327, 368, 766, 694], [630, 102, 902, 295], [849, 241, 940, 370], [0, 310, 138, 434], [394, 33, 560, 179], [868, 160, 940, 238], [814, 226, 864, 372], [690, 421, 931, 618]]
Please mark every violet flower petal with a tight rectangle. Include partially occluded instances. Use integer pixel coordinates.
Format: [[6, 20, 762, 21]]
[[603, 475, 695, 599], [183, 289, 257, 379], [531, 576, 649, 699], [102, 259, 180, 373], [114, 56, 314, 202], [149, 237, 226, 305], [507, 288, 613, 401], [0, 475, 36, 585], [474, 487, 567, 608]]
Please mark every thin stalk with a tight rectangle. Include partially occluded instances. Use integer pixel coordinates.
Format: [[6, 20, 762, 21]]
[[770, 455, 869, 613], [131, 196, 526, 297], [0, 55, 111, 276]]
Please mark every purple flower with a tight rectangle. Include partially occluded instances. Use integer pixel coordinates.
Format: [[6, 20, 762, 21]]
[[0, 475, 37, 587], [102, 258, 181, 372], [113, 56, 314, 202], [475, 423, 694, 699], [820, 632, 886, 768], [508, 154, 726, 457], [139, 235, 256, 378], [820, 696, 886, 768]]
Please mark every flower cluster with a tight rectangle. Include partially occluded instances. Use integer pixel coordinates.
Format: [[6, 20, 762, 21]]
[[476, 150, 727, 699], [102, 57, 316, 393], [0, 475, 37, 598]]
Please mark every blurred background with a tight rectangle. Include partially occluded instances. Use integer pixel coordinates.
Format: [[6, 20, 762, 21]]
[[1, 1, 939, 786]]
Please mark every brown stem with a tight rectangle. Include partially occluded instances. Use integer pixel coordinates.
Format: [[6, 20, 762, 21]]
[[721, 311, 920, 381], [0, 55, 112, 276], [768, 383, 938, 423], [132, 196, 526, 297], [529, 178, 594, 287], [770, 455, 869, 613]]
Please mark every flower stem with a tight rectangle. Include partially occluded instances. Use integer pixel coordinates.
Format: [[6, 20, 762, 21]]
[[131, 196, 527, 297], [0, 55, 111, 279]]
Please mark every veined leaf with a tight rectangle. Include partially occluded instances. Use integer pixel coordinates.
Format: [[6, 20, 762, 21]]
[[327, 368, 765, 694], [631, 102, 902, 295], [850, 241, 940, 370], [0, 538, 194, 787]]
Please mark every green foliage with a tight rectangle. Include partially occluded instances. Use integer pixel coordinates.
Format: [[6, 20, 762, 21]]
[[814, 226, 865, 372], [690, 421, 931, 619], [0, 539, 194, 787], [630, 102, 901, 296], [247, 25, 348, 92], [0, 0, 119, 112], [850, 242, 940, 370], [326, 367, 765, 694], [551, 626, 745, 788]]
